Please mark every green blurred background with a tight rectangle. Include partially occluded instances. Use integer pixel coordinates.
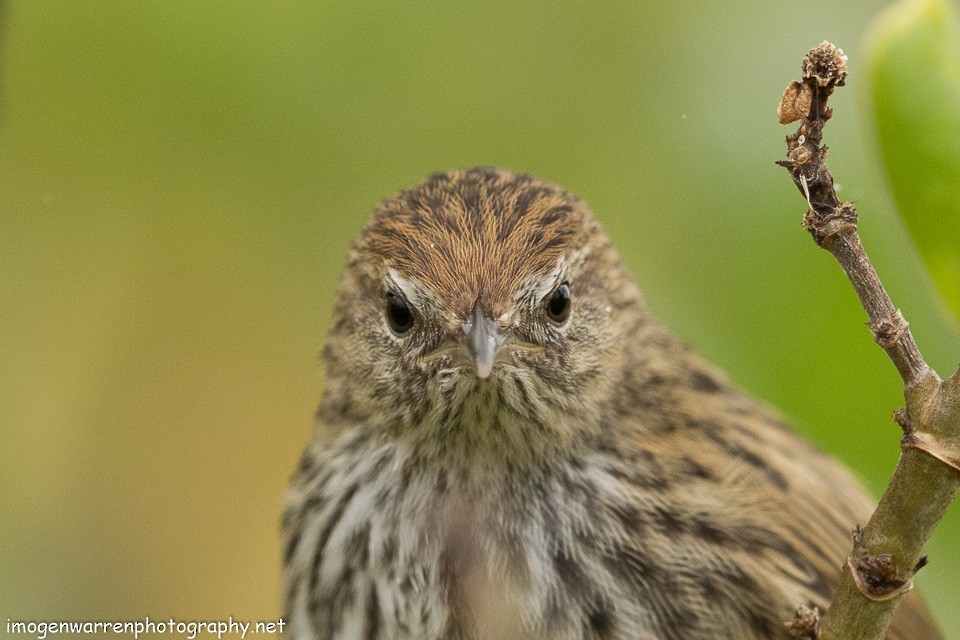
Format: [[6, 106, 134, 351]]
[[1, 1, 957, 636]]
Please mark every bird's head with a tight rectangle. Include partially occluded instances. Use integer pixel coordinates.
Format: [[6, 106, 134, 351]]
[[321, 168, 648, 453]]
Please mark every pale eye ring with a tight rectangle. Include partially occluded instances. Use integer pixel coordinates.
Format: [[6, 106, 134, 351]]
[[386, 292, 414, 334], [546, 282, 571, 324]]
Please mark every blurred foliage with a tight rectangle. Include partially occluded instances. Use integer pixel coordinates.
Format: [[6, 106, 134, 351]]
[[0, 0, 957, 636], [864, 0, 960, 322]]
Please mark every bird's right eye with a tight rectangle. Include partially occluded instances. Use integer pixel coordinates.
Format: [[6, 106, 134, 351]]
[[546, 282, 571, 324], [385, 292, 414, 334]]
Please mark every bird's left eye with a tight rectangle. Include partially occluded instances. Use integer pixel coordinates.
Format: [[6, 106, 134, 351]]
[[546, 282, 571, 324]]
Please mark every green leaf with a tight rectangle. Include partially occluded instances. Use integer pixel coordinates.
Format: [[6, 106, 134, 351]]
[[864, 0, 960, 321]]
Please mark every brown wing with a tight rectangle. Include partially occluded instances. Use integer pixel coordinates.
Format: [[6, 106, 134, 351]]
[[622, 338, 945, 640], [712, 376, 943, 640]]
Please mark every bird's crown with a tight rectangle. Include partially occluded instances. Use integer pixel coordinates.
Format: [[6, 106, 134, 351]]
[[356, 167, 589, 321]]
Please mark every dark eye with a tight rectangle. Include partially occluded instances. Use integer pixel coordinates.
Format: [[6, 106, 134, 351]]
[[386, 292, 414, 334], [546, 282, 571, 324]]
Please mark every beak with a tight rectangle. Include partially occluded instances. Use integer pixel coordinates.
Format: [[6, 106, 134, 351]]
[[462, 301, 506, 379]]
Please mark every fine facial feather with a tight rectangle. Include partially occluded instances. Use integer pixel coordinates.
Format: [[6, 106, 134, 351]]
[[283, 167, 942, 639]]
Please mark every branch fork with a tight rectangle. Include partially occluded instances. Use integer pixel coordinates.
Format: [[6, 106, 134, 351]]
[[902, 374, 960, 473]]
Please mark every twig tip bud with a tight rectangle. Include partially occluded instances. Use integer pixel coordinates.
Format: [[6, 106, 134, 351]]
[[802, 41, 848, 88]]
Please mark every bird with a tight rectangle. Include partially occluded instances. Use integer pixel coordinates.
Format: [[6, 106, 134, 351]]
[[282, 167, 942, 639]]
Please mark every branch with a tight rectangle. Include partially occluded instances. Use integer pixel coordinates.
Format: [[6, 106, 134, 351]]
[[777, 42, 960, 640]]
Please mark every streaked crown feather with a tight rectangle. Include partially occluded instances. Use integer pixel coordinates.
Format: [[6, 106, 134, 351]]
[[358, 167, 589, 319]]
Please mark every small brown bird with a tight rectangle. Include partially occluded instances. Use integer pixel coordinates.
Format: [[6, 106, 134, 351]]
[[283, 167, 941, 639]]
